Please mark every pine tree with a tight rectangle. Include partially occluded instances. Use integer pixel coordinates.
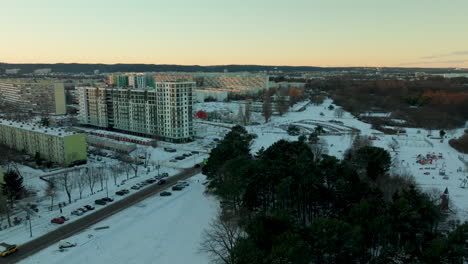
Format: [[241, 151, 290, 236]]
[[1, 169, 25, 207]]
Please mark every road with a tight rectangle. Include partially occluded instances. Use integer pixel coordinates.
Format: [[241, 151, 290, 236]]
[[2, 166, 203, 264]]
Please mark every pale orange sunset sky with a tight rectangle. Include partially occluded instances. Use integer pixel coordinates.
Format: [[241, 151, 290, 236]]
[[1, 0, 467, 68]]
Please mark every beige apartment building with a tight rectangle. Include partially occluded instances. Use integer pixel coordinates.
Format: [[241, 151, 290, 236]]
[[77, 81, 194, 142], [0, 79, 66, 115], [0, 119, 87, 166]]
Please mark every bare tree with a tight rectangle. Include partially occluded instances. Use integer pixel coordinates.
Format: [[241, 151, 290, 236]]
[[57, 172, 73, 204], [199, 216, 244, 264], [44, 179, 58, 211], [275, 96, 288, 116], [262, 95, 272, 123], [75, 170, 86, 199], [86, 167, 97, 194], [97, 167, 105, 191], [310, 139, 329, 161], [388, 141, 400, 152], [122, 155, 139, 178], [237, 104, 245, 125], [0, 194, 12, 227], [121, 162, 132, 180], [110, 165, 123, 186], [334, 107, 345, 118], [244, 100, 251, 125]]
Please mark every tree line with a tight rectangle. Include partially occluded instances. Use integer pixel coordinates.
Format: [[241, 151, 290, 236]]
[[201, 125, 467, 264]]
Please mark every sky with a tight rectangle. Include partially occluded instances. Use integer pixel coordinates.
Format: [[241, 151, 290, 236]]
[[1, 0, 467, 68]]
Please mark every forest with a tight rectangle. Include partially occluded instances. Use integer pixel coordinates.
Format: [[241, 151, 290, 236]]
[[309, 77, 468, 129], [201, 126, 467, 264]]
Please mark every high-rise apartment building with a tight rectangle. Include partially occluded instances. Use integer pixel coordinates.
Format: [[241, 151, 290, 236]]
[[77, 81, 194, 142], [153, 72, 269, 94], [0, 119, 87, 166], [0, 79, 66, 115]]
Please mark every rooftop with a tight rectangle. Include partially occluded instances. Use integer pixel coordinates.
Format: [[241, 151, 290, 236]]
[[0, 119, 80, 137]]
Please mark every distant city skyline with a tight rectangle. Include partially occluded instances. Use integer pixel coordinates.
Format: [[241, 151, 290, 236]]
[[1, 0, 467, 68]]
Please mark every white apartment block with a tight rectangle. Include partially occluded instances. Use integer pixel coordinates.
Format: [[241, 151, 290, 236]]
[[0, 79, 66, 115], [77, 82, 194, 143]]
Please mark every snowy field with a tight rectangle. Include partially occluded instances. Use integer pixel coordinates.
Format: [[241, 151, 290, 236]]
[[242, 99, 468, 221], [20, 174, 218, 264]]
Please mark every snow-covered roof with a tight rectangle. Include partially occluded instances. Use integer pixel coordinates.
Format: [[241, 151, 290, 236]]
[[0, 119, 78, 137]]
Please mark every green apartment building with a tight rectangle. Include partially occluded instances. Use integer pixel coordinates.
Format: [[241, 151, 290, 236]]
[[0, 119, 87, 166]]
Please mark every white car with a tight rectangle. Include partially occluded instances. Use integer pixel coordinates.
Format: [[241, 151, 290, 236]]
[[59, 241, 77, 249]]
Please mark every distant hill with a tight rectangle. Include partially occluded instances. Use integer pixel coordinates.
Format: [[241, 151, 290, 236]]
[[0, 63, 465, 74]]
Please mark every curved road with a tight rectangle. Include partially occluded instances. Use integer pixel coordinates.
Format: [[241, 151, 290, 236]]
[[3, 166, 203, 264]]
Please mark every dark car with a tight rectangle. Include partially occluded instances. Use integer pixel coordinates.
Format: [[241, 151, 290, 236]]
[[175, 156, 185, 160], [191, 151, 200, 154], [146, 179, 156, 184], [157, 179, 166, 185], [194, 164, 201, 168], [172, 185, 184, 191], [121, 189, 130, 194], [95, 199, 107, 205], [161, 172, 169, 177], [183, 153, 191, 157], [102, 197, 114, 202], [160, 191, 172, 196], [115, 190, 126, 196], [84, 205, 95, 210]]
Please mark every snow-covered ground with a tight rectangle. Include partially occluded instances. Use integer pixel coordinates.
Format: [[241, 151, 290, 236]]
[[4, 98, 468, 263], [244, 99, 468, 221], [20, 174, 218, 264], [0, 131, 214, 246]]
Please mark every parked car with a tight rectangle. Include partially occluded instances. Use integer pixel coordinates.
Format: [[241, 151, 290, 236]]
[[194, 164, 201, 168], [183, 153, 191, 157], [164, 147, 177, 152], [160, 191, 172, 196], [84, 205, 95, 210], [175, 156, 185, 160], [191, 151, 200, 154], [0, 243, 18, 257], [71, 210, 83, 216], [424, 172, 430, 175], [78, 208, 88, 213], [51, 217, 66, 224], [157, 179, 166, 185], [131, 185, 140, 190], [102, 197, 114, 202], [116, 190, 125, 196], [95, 199, 106, 205], [177, 181, 189, 187], [172, 185, 184, 191], [58, 241, 77, 249], [146, 179, 156, 184], [121, 189, 130, 194], [161, 172, 169, 178]]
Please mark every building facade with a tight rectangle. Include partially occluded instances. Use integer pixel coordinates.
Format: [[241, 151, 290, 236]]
[[77, 81, 194, 142], [0, 79, 66, 115], [0, 119, 87, 166]]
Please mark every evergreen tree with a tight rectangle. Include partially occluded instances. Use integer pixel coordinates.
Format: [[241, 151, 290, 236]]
[[1, 169, 25, 207]]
